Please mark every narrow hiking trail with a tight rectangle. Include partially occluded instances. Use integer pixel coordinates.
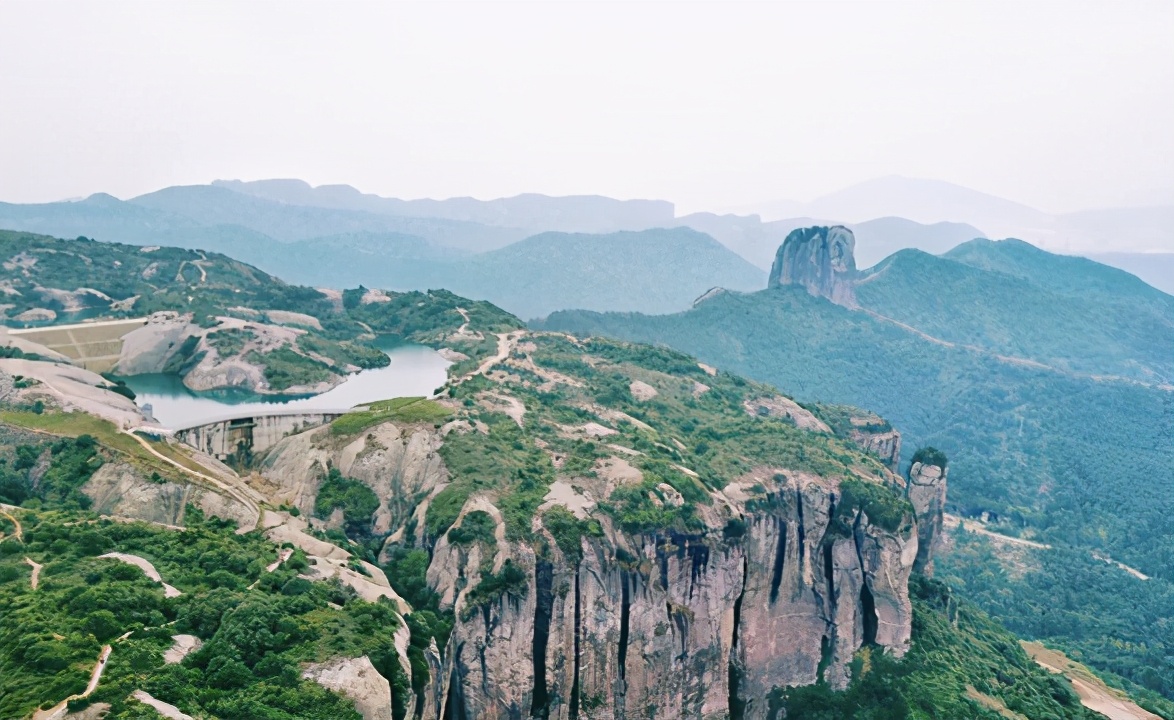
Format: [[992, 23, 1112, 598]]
[[120, 430, 263, 527], [24, 557, 42, 589], [98, 552, 182, 598], [1, 505, 24, 542], [32, 645, 113, 720]]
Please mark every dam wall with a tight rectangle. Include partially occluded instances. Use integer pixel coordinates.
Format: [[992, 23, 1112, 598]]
[[175, 410, 345, 463]]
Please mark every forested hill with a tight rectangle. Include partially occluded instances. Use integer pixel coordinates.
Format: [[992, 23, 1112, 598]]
[[408, 227, 767, 319], [856, 238, 1174, 380], [539, 237, 1174, 704]]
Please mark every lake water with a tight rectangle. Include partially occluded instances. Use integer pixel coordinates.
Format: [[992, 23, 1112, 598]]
[[119, 341, 450, 429]]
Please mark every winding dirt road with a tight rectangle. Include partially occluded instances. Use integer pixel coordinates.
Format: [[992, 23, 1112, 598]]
[[945, 515, 1151, 580], [1024, 642, 1161, 720], [452, 331, 523, 387]]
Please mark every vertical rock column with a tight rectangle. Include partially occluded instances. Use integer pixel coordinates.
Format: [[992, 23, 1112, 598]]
[[906, 460, 947, 576]]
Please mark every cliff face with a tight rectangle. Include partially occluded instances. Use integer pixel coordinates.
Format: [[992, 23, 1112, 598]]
[[906, 460, 947, 576], [849, 428, 901, 473], [241, 331, 928, 720], [252, 433, 919, 720], [768, 226, 858, 307], [420, 471, 916, 720]]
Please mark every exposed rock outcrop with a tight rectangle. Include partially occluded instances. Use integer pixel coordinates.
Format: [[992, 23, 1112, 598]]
[[303, 656, 393, 720], [907, 459, 948, 576], [0, 360, 147, 429], [80, 461, 254, 529], [82, 463, 190, 525], [164, 635, 202, 664], [769, 226, 858, 307], [845, 414, 902, 473], [115, 311, 343, 395], [114, 311, 200, 376], [743, 395, 831, 433], [427, 469, 916, 720], [131, 690, 194, 720], [13, 307, 56, 323], [258, 420, 449, 536]]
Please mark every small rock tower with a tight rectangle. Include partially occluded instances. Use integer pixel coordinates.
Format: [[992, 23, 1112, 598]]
[[906, 448, 949, 576]]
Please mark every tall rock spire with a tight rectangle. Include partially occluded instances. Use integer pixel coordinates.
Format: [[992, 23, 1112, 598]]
[[769, 225, 858, 307], [906, 447, 948, 576]]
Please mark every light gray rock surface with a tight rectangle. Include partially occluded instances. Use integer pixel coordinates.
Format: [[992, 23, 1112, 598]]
[[907, 460, 948, 576], [303, 656, 394, 720], [769, 225, 858, 307]]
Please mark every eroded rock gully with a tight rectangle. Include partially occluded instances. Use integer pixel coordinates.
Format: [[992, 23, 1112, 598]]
[[419, 471, 919, 720]]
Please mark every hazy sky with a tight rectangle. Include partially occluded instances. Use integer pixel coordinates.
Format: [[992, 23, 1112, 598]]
[[1, 1, 1171, 214]]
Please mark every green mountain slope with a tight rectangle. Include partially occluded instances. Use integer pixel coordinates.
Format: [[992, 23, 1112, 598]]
[[416, 227, 767, 319], [540, 254, 1174, 701], [0, 436, 408, 719], [0, 332, 1127, 720], [857, 242, 1174, 380], [0, 230, 521, 392]]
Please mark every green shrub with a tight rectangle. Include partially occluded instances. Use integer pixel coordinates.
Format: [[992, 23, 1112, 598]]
[[603, 480, 699, 535], [910, 446, 948, 470], [446, 510, 497, 547], [249, 347, 334, 391], [834, 478, 912, 535], [463, 560, 528, 615], [207, 328, 251, 357], [314, 468, 379, 535], [542, 506, 603, 563]]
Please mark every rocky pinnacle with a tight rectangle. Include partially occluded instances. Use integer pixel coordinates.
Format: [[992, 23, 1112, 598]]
[[769, 226, 859, 307]]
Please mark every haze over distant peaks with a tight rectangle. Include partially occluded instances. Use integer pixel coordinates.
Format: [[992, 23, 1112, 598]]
[[0, 176, 1170, 296], [739, 175, 1174, 254], [212, 178, 676, 234]]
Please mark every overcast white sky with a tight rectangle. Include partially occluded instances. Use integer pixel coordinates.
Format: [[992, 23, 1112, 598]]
[[1, 1, 1171, 214]]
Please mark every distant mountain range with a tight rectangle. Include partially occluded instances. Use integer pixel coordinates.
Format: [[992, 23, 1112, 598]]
[[1, 177, 1170, 314], [213, 178, 676, 235], [0, 188, 764, 319], [736, 175, 1174, 254], [674, 212, 985, 270]]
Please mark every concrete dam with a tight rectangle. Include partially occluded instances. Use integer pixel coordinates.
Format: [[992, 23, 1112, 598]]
[[174, 409, 347, 463]]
